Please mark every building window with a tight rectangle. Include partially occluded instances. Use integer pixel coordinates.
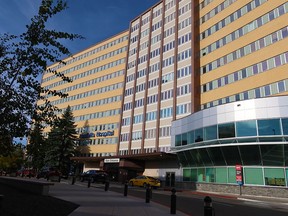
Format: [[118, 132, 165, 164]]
[[258, 119, 281, 136], [218, 123, 235, 139], [236, 120, 257, 137]]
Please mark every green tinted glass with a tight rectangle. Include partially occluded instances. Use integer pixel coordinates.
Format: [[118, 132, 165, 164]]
[[264, 168, 285, 186], [195, 128, 203, 142], [244, 167, 264, 185], [228, 167, 236, 184], [216, 167, 227, 183], [187, 131, 194, 144], [204, 125, 217, 140], [175, 134, 181, 146], [282, 118, 288, 135]]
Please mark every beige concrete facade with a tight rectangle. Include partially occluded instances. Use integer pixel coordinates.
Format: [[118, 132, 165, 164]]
[[200, 0, 288, 107], [38, 0, 288, 182], [119, 0, 195, 159], [117, 0, 288, 181], [39, 31, 129, 168]]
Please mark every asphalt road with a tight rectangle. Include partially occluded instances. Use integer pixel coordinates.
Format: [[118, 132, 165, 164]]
[[21, 178, 288, 216], [102, 183, 288, 216]]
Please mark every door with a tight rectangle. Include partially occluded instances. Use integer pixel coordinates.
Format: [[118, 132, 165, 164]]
[[165, 172, 175, 187]]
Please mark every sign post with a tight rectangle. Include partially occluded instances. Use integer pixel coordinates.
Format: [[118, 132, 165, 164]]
[[235, 165, 243, 195]]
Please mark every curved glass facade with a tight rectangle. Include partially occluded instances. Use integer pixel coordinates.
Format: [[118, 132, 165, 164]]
[[181, 166, 287, 187], [175, 118, 288, 148], [171, 96, 288, 187]]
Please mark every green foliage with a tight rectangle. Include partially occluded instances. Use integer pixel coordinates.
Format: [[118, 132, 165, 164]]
[[0, 135, 14, 157], [26, 122, 47, 170], [0, 0, 83, 153], [45, 106, 79, 175], [0, 143, 24, 173], [79, 120, 91, 146]]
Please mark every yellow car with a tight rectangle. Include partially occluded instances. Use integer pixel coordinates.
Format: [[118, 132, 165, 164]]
[[129, 175, 161, 188]]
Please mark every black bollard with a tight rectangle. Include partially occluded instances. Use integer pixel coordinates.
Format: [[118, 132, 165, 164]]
[[145, 184, 151, 203], [104, 181, 109, 191], [71, 176, 76, 185], [170, 188, 176, 214], [204, 196, 213, 216], [88, 178, 91, 188], [124, 182, 128, 196]]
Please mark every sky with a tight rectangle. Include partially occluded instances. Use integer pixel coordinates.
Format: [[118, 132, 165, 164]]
[[0, 0, 160, 54], [2, 0, 160, 144]]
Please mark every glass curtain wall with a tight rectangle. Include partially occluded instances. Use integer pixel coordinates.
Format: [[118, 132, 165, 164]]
[[176, 118, 288, 187], [182, 166, 287, 187]]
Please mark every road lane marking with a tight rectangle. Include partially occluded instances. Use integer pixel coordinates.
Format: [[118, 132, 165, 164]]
[[238, 198, 262, 202]]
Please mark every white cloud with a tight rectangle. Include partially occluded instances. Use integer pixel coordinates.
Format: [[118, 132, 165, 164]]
[[0, 0, 41, 34], [13, 0, 40, 20]]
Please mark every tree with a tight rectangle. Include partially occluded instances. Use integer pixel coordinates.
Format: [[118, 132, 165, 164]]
[[45, 126, 62, 167], [0, 135, 14, 157], [79, 120, 92, 146], [45, 106, 78, 175], [26, 122, 47, 170], [0, 0, 83, 155], [0, 143, 25, 174]]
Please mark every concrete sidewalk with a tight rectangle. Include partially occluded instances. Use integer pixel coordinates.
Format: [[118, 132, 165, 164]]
[[49, 181, 188, 216]]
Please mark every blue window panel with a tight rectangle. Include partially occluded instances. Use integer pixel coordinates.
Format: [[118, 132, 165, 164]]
[[187, 131, 194, 144], [255, 88, 261, 98], [195, 128, 203, 142], [258, 119, 281, 136], [204, 125, 217, 141], [278, 81, 285, 92], [236, 120, 257, 137], [282, 118, 288, 135], [264, 86, 271, 96]]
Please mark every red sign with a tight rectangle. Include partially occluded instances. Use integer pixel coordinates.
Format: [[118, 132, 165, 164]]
[[235, 165, 243, 184]]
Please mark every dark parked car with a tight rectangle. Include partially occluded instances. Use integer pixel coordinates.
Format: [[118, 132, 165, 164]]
[[37, 167, 61, 181], [47, 168, 61, 181], [36, 168, 50, 179], [80, 170, 108, 183]]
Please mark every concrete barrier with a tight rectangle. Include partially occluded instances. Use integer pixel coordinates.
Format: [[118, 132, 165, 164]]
[[0, 176, 53, 195], [0, 194, 3, 209]]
